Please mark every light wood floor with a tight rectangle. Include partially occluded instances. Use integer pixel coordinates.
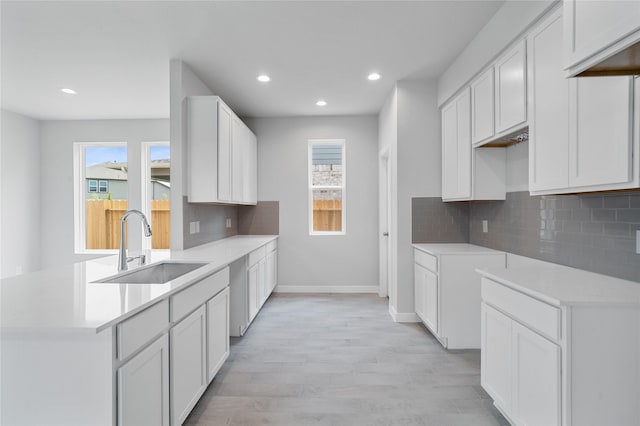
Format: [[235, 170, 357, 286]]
[[185, 293, 509, 426]]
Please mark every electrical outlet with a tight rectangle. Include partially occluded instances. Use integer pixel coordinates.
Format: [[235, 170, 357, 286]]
[[482, 220, 488, 233], [189, 221, 200, 234], [226, 218, 232, 228], [636, 230, 640, 254]]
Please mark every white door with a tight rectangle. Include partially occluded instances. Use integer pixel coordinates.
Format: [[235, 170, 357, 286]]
[[378, 149, 391, 298], [217, 101, 233, 201], [171, 306, 207, 426], [481, 303, 512, 414], [118, 334, 169, 426], [207, 288, 230, 383], [511, 321, 561, 426], [528, 8, 570, 193], [495, 40, 527, 134], [569, 76, 634, 188]]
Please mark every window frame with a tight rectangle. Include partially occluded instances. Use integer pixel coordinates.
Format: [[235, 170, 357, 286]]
[[88, 179, 98, 193], [98, 180, 109, 193], [73, 141, 127, 254], [308, 139, 346, 236]]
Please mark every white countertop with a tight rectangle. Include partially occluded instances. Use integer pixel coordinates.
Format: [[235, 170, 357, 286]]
[[477, 263, 640, 307], [0, 235, 277, 333], [413, 243, 505, 256]]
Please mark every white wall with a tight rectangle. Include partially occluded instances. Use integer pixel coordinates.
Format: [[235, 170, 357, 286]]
[[377, 80, 441, 319], [246, 115, 379, 291], [395, 80, 441, 316], [437, 0, 555, 106], [1, 110, 41, 278], [506, 141, 529, 192], [169, 59, 214, 250], [39, 119, 169, 268]]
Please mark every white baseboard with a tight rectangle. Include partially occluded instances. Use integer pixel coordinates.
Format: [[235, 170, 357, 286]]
[[274, 285, 379, 294], [389, 305, 420, 323]]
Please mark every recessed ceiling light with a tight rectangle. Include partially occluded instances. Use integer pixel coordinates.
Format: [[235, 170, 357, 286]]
[[257, 75, 271, 82], [60, 88, 77, 94], [367, 72, 381, 81], [316, 100, 327, 107]]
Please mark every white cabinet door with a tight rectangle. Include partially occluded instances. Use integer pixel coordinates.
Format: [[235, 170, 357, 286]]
[[171, 305, 207, 426], [258, 259, 267, 307], [231, 116, 244, 203], [118, 334, 169, 426], [207, 288, 230, 383], [248, 263, 259, 322], [528, 8, 570, 193], [441, 88, 471, 200], [564, 0, 640, 74], [244, 130, 258, 205], [414, 263, 426, 322], [511, 321, 561, 426], [481, 303, 512, 414], [217, 101, 233, 202], [569, 76, 634, 188], [471, 68, 495, 145], [495, 40, 527, 134], [423, 267, 438, 335], [266, 250, 277, 294]]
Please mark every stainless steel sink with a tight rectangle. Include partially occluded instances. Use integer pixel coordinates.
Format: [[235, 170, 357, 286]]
[[95, 261, 208, 284]]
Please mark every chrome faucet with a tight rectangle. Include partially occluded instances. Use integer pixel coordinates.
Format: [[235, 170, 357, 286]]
[[118, 209, 152, 272]]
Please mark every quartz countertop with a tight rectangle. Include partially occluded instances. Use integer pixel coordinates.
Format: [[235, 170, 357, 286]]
[[413, 243, 505, 256], [0, 235, 277, 333], [477, 263, 640, 307]]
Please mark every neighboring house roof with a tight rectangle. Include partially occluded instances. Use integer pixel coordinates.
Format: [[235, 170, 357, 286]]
[[86, 165, 128, 180]]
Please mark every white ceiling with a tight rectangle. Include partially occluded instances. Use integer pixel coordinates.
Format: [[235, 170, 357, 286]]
[[1, 1, 504, 120]]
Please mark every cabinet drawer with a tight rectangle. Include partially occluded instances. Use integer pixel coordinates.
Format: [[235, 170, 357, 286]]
[[482, 278, 560, 341], [266, 239, 277, 253], [172, 268, 230, 322], [414, 249, 437, 272], [118, 299, 169, 360], [248, 246, 266, 267]]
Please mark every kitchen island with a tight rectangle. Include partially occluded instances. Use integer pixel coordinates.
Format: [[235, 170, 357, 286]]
[[0, 235, 278, 426]]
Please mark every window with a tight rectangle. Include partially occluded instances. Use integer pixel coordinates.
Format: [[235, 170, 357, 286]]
[[74, 142, 128, 252], [308, 139, 345, 235], [141, 142, 171, 250]]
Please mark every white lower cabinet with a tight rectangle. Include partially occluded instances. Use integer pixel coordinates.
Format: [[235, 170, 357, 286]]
[[480, 271, 640, 425], [230, 239, 278, 336], [207, 287, 230, 383], [118, 334, 170, 426], [170, 305, 207, 426], [413, 244, 506, 349]]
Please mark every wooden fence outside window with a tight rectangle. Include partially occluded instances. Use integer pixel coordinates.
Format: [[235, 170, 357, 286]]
[[86, 200, 170, 249]]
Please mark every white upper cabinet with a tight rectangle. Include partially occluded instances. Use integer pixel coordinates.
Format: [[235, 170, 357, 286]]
[[470, 68, 495, 145], [564, 0, 640, 77], [442, 88, 472, 200], [187, 96, 258, 205], [442, 88, 506, 202], [494, 40, 527, 135], [470, 40, 527, 147], [529, 6, 638, 195], [528, 8, 570, 193]]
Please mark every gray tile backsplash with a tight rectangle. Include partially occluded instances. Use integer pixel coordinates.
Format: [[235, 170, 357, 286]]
[[469, 191, 640, 282], [182, 197, 238, 249], [412, 198, 469, 243], [238, 201, 279, 235], [182, 199, 280, 249]]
